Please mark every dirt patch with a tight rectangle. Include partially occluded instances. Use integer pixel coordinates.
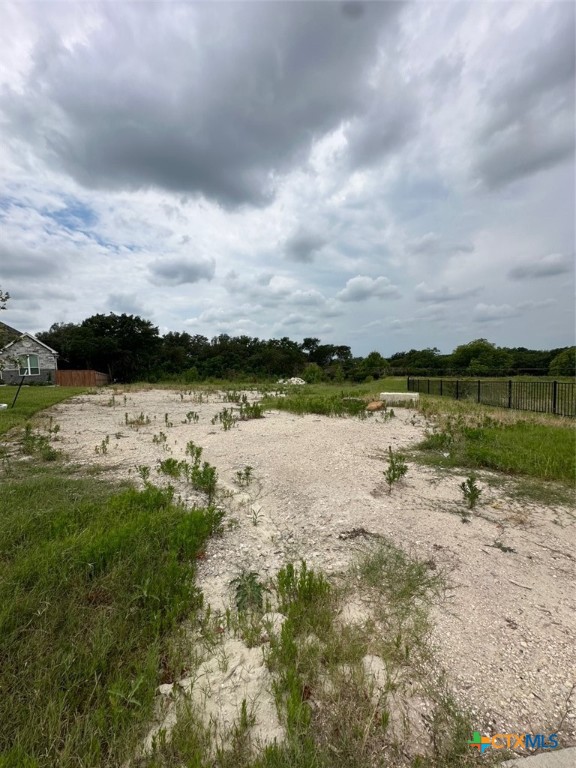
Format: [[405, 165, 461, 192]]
[[49, 389, 576, 746]]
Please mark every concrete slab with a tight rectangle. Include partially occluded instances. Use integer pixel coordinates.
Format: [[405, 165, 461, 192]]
[[379, 392, 419, 404], [501, 747, 576, 767]]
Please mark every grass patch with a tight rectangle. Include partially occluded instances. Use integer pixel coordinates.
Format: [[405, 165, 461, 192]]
[[0, 458, 222, 767], [262, 380, 406, 418], [494, 476, 576, 508], [0, 386, 86, 436], [415, 401, 575, 484], [264, 392, 369, 417]]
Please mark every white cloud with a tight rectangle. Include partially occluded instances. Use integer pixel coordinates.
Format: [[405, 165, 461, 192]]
[[336, 275, 400, 302]]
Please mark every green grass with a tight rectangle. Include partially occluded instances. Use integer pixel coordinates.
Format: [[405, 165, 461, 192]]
[[417, 416, 575, 483], [0, 386, 86, 436], [262, 379, 406, 417], [0, 459, 222, 767]]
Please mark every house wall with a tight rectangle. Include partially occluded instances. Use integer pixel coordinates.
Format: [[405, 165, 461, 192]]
[[0, 337, 58, 385]]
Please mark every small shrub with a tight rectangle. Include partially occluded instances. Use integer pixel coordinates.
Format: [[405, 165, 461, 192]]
[[211, 408, 237, 431], [185, 440, 203, 464], [137, 465, 151, 483], [238, 401, 264, 420], [190, 462, 217, 503], [157, 458, 183, 479], [276, 561, 330, 616], [460, 474, 482, 510], [22, 424, 59, 461], [384, 445, 408, 492]]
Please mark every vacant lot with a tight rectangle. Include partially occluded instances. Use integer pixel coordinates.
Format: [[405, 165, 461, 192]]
[[2, 386, 575, 766]]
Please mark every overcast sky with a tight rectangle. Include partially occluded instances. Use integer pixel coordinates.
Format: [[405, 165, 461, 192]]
[[0, 0, 574, 355]]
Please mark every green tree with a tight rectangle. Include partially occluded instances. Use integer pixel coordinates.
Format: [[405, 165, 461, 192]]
[[351, 351, 389, 381], [548, 347, 576, 377], [450, 339, 512, 376], [40, 314, 161, 381], [302, 362, 324, 383]]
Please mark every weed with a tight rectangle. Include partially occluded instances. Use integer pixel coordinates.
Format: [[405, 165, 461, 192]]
[[211, 407, 238, 431], [152, 431, 168, 445], [157, 457, 184, 478], [46, 417, 61, 437], [234, 465, 254, 488], [164, 413, 173, 427], [184, 410, 200, 424], [22, 424, 60, 461], [231, 570, 267, 613], [137, 465, 151, 483], [185, 440, 203, 464], [384, 445, 408, 492], [125, 411, 151, 428], [95, 435, 110, 455], [249, 505, 262, 526], [460, 474, 482, 510], [183, 442, 218, 502], [276, 561, 331, 622], [238, 401, 264, 420], [189, 462, 218, 503]]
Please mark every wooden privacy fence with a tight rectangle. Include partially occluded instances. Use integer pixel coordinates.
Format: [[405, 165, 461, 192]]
[[407, 378, 576, 417], [56, 370, 109, 387]]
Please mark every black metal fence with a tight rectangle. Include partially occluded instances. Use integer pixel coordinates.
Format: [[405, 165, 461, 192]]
[[407, 378, 576, 417]]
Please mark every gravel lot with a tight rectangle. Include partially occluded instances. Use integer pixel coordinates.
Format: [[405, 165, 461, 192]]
[[50, 388, 576, 747]]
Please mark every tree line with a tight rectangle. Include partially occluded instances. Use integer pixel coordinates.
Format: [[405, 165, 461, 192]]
[[29, 313, 575, 383]]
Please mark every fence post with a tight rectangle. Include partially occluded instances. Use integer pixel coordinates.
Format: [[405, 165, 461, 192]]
[[440, 379, 443, 397], [477, 380, 481, 404], [553, 380, 558, 415], [455, 380, 459, 400], [427, 379, 430, 394], [407, 376, 411, 392], [508, 379, 512, 409]]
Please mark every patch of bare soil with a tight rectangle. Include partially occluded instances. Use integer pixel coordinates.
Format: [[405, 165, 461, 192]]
[[50, 389, 576, 748]]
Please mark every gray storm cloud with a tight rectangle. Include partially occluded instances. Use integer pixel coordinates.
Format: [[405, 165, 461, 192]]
[[508, 253, 573, 281], [1, 2, 402, 208], [148, 257, 215, 285]]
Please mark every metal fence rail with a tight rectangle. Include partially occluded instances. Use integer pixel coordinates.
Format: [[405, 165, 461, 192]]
[[407, 378, 576, 417]]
